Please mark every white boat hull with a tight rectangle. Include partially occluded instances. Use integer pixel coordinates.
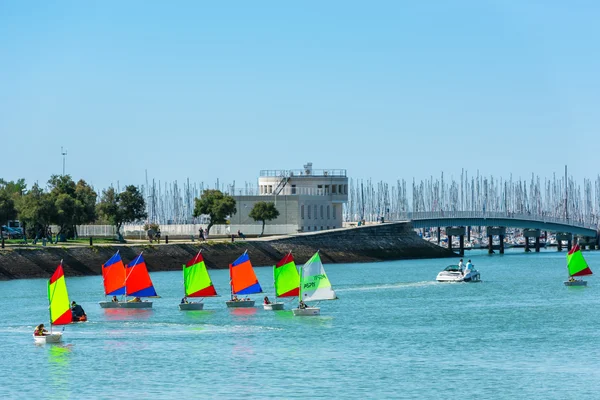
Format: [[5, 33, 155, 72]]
[[292, 307, 320, 316], [226, 300, 255, 308], [436, 270, 481, 283], [100, 301, 153, 308], [263, 303, 284, 311], [33, 332, 62, 344], [564, 280, 587, 286], [99, 301, 121, 309], [179, 302, 205, 310]]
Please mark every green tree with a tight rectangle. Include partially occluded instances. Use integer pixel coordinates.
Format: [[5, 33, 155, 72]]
[[193, 189, 236, 235], [47, 175, 97, 240], [97, 185, 147, 242], [17, 183, 55, 240], [248, 201, 280, 237], [0, 178, 26, 239], [0, 190, 17, 239]]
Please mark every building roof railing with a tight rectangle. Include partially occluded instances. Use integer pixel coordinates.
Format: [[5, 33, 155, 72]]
[[260, 169, 347, 178]]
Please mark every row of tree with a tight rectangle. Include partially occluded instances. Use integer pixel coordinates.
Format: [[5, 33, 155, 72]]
[[0, 177, 281, 241]]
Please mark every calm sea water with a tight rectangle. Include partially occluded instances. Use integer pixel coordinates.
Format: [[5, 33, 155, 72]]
[[1, 249, 599, 399]]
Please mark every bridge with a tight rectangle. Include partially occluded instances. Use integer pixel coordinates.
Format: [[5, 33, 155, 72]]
[[396, 211, 599, 255]]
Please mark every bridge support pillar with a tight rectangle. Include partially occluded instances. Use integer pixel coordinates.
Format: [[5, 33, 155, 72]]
[[486, 227, 505, 255], [558, 241, 562, 252], [568, 239, 572, 251], [556, 233, 572, 252], [524, 229, 540, 253], [467, 226, 471, 242], [448, 235, 453, 252], [437, 227, 440, 245], [446, 227, 465, 255]]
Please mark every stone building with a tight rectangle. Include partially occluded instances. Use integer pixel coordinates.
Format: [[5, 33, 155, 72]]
[[232, 163, 348, 233]]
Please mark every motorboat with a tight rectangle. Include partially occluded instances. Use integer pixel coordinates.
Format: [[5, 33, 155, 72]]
[[436, 265, 480, 282]]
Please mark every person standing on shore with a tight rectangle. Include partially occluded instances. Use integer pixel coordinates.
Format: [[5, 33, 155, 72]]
[[199, 228, 204, 241]]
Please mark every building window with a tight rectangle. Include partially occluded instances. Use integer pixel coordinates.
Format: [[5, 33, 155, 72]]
[[314, 205, 317, 220], [308, 205, 311, 219], [332, 185, 337, 194], [333, 205, 337, 219], [325, 185, 329, 194], [321, 226, 323, 231], [320, 205, 324, 219], [327, 226, 329, 230], [292, 185, 296, 194], [301, 205, 304, 219], [344, 184, 348, 194], [327, 205, 330, 219], [314, 226, 317, 231], [317, 185, 323, 195]]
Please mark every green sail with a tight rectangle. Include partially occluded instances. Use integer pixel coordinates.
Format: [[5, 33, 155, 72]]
[[274, 253, 300, 298], [567, 245, 592, 277], [183, 253, 218, 297]]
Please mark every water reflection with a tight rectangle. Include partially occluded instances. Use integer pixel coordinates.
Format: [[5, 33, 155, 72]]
[[230, 308, 258, 318], [102, 308, 153, 321], [47, 344, 73, 396]]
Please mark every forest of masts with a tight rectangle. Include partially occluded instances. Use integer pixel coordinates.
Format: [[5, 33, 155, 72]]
[[136, 171, 600, 228]]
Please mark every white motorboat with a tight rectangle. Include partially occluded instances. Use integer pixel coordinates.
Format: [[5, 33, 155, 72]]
[[436, 265, 480, 282], [33, 332, 63, 344]]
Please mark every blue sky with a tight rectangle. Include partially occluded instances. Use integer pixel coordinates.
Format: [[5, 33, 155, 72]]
[[1, 1, 599, 191]]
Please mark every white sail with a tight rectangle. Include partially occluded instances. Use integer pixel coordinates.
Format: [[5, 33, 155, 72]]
[[300, 252, 336, 302]]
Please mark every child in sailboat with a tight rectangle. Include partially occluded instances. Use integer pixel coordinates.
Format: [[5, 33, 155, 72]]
[[263, 296, 271, 305], [181, 296, 189, 304], [34, 324, 48, 336], [299, 300, 308, 309]]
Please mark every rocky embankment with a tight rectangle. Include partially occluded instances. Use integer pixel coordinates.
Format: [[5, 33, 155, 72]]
[[0, 222, 454, 280]]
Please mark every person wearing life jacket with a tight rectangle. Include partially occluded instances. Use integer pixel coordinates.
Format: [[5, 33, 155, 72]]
[[71, 301, 87, 321], [34, 324, 48, 336]]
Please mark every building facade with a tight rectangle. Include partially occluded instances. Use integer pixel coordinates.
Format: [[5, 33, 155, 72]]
[[232, 163, 348, 232]]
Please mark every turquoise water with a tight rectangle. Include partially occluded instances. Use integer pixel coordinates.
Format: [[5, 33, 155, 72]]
[[1, 249, 600, 399]]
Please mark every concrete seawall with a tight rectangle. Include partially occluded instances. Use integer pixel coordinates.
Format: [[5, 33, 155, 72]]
[[0, 222, 454, 280]]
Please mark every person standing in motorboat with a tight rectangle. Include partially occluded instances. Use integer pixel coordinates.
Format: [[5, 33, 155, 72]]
[[464, 260, 473, 276], [458, 259, 465, 274]]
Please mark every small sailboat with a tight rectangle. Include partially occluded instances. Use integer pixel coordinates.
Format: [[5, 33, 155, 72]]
[[35, 261, 72, 343], [293, 251, 337, 316], [121, 252, 160, 308], [264, 252, 299, 311], [99, 251, 126, 308], [226, 251, 262, 308], [179, 251, 218, 310], [564, 244, 592, 286]]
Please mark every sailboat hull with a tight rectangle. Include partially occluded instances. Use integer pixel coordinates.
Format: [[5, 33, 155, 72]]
[[292, 307, 320, 316], [119, 301, 153, 308], [99, 301, 120, 309], [226, 300, 255, 308], [263, 303, 284, 311], [33, 332, 63, 344], [564, 280, 587, 286], [179, 302, 204, 310], [99, 301, 153, 308]]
